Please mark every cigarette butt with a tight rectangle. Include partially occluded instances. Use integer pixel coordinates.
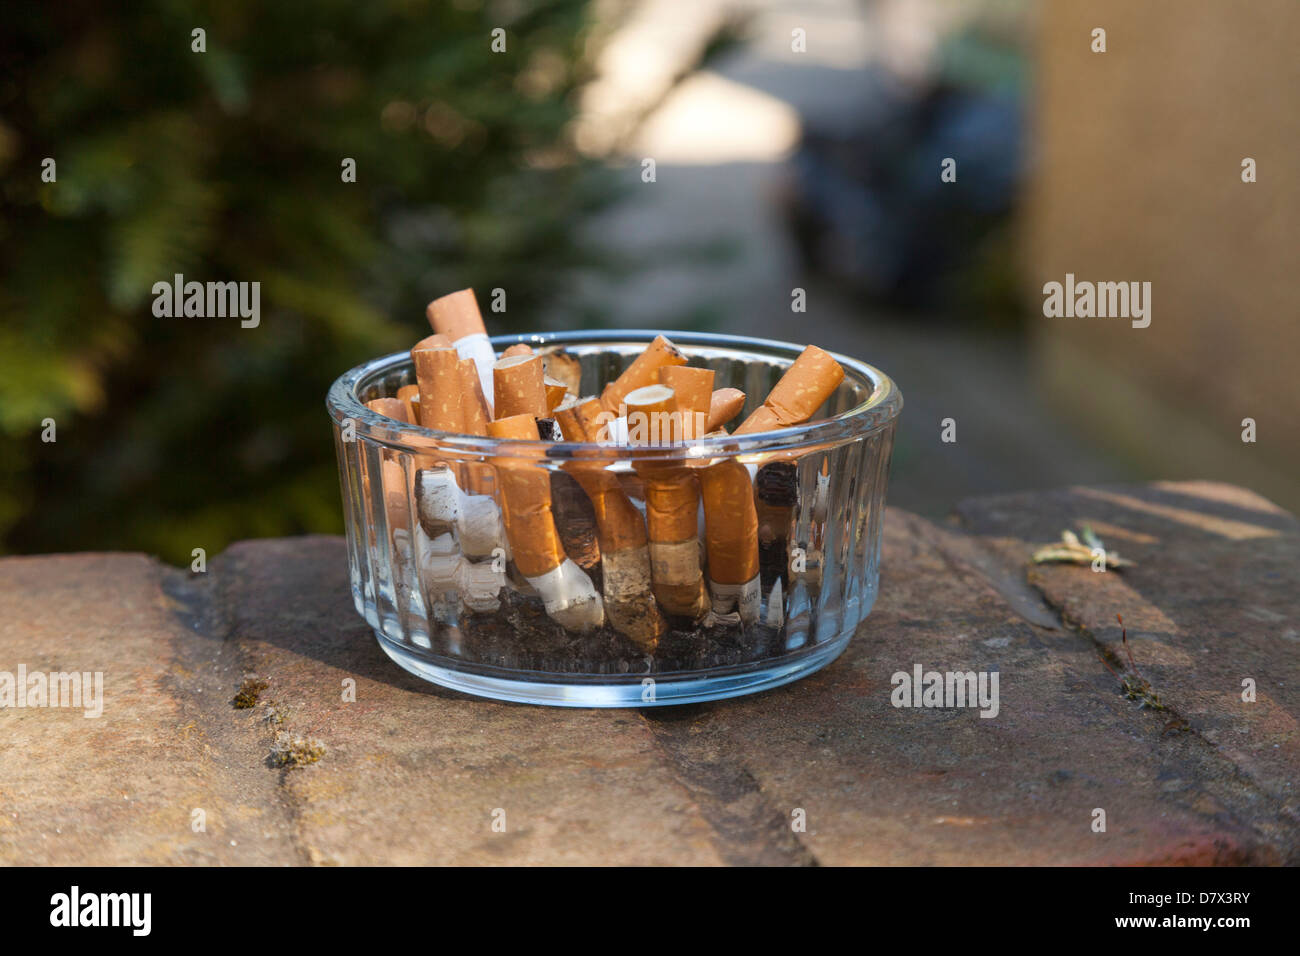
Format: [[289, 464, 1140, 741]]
[[486, 414, 561, 575], [415, 526, 463, 596], [574, 397, 615, 444], [426, 288, 496, 415], [600, 545, 665, 651], [378, 457, 412, 533], [699, 458, 760, 624], [487, 413, 603, 631], [493, 352, 547, 420], [544, 376, 569, 413], [618, 471, 645, 501], [658, 365, 713, 440], [600, 335, 687, 412], [551, 470, 602, 577], [412, 522, 503, 615], [364, 400, 414, 535], [487, 411, 543, 444], [626, 384, 709, 620], [705, 388, 746, 432], [456, 359, 490, 436], [735, 345, 844, 434], [426, 289, 484, 343], [454, 356, 496, 495], [542, 350, 583, 396], [554, 395, 613, 444], [555, 396, 665, 648], [415, 465, 504, 559], [366, 397, 410, 425], [412, 345, 464, 432], [553, 396, 591, 443], [692, 387, 760, 623], [659, 366, 712, 414], [535, 417, 563, 442], [501, 343, 533, 359], [459, 557, 505, 613], [414, 333, 453, 351], [395, 384, 421, 423], [755, 461, 797, 591], [624, 383, 684, 445]]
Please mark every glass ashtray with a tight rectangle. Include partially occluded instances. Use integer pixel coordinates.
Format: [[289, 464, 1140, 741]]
[[326, 330, 901, 706]]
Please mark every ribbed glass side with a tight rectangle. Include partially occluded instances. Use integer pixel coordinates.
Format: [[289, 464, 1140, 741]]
[[329, 334, 899, 703]]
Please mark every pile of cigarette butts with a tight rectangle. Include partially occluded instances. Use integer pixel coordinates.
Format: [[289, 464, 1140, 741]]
[[363, 288, 845, 652]]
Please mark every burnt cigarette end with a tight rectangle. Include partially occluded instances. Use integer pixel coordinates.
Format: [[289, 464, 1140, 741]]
[[550, 470, 602, 584], [535, 417, 563, 442]]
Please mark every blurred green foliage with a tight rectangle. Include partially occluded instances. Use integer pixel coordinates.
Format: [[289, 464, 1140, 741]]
[[0, 0, 616, 563]]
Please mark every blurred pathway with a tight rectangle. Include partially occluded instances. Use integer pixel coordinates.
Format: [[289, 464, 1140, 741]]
[[563, 0, 1132, 516]]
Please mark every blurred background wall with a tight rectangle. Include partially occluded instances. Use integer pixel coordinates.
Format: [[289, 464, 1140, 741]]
[[1026, 0, 1299, 515], [0, 0, 1295, 564]]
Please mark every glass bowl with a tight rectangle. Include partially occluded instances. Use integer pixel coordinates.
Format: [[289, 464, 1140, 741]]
[[326, 330, 901, 706]]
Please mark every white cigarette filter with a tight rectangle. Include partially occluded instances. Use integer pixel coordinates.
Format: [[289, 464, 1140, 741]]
[[414, 525, 505, 615], [459, 558, 506, 614], [426, 289, 496, 415], [527, 558, 604, 633], [707, 578, 760, 625], [416, 526, 463, 596], [415, 465, 506, 560]]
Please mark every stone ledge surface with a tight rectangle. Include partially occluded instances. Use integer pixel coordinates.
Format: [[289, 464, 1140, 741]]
[[0, 481, 1295, 865]]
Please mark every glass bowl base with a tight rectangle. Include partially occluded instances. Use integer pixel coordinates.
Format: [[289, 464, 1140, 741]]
[[375, 630, 853, 707]]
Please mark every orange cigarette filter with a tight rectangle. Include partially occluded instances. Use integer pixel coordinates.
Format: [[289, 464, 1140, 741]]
[[379, 459, 411, 532], [658, 365, 713, 440], [552, 397, 594, 446], [544, 376, 569, 413], [705, 388, 746, 433], [600, 335, 687, 412], [555, 399, 648, 554], [413, 333, 453, 351], [501, 343, 533, 359], [627, 385, 709, 619], [364, 399, 413, 532], [625, 384, 683, 452], [365, 396, 410, 425], [412, 345, 464, 432], [542, 350, 583, 396], [734, 345, 844, 435], [493, 353, 547, 420], [574, 397, 614, 444], [456, 357, 495, 493], [457, 359, 490, 436], [699, 460, 760, 585], [395, 384, 421, 424], [486, 414, 565, 578], [555, 398, 664, 647], [425, 288, 484, 341]]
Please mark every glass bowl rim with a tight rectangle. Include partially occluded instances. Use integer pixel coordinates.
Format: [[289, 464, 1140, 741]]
[[326, 329, 903, 460]]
